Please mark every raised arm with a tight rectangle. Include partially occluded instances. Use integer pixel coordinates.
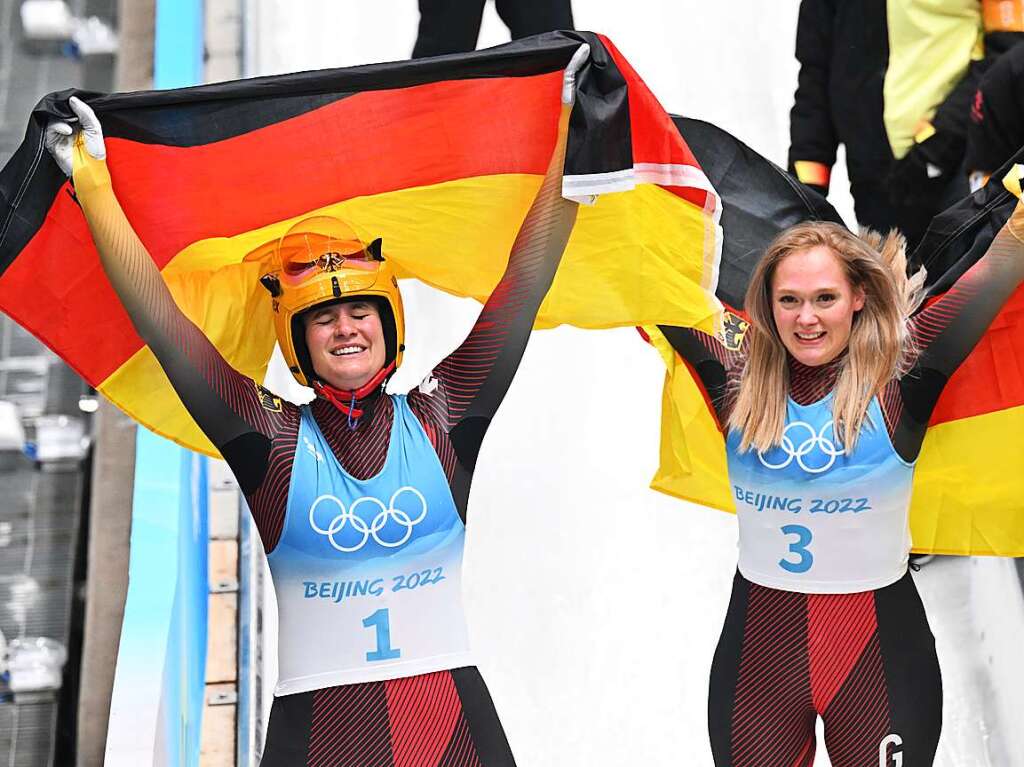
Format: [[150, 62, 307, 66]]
[[902, 200, 1024, 420], [49, 99, 283, 488], [415, 50, 586, 471]]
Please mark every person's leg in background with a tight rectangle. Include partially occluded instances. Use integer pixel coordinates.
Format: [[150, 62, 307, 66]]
[[414, 0, 574, 59], [494, 0, 574, 39], [412, 0, 487, 59]]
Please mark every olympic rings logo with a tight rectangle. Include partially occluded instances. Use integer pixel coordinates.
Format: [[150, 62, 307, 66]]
[[757, 419, 844, 474], [309, 487, 428, 553]]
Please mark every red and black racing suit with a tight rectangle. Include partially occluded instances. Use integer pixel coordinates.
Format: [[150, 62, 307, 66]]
[[660, 216, 1024, 767]]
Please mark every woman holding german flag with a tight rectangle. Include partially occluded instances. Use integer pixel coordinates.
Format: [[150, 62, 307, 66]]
[[43, 48, 588, 767], [660, 207, 1024, 766]]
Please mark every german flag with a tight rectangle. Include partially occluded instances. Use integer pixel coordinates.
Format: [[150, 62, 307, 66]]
[[645, 119, 1024, 557], [0, 32, 724, 455], [5, 31, 1016, 556], [905, 159, 1024, 556]]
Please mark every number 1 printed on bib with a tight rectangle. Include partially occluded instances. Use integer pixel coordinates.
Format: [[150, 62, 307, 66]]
[[363, 608, 401, 662]]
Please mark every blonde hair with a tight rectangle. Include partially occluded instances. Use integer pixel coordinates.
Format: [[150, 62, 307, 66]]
[[728, 222, 925, 454]]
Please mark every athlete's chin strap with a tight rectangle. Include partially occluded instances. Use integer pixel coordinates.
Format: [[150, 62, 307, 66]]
[[312, 361, 396, 426]]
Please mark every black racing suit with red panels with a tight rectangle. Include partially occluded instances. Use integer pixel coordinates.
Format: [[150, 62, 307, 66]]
[[661, 216, 1024, 766]]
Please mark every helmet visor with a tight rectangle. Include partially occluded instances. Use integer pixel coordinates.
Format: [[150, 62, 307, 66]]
[[277, 231, 378, 287]]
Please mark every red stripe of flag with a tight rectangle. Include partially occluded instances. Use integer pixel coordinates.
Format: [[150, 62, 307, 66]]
[[110, 72, 565, 267], [930, 285, 1024, 424], [0, 189, 140, 383]]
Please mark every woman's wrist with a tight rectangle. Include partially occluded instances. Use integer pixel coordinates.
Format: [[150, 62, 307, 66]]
[[70, 143, 111, 197], [1007, 202, 1024, 244]]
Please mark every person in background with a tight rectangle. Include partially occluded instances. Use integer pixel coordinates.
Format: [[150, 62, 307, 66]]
[[967, 35, 1024, 190], [412, 0, 573, 59], [789, 0, 1022, 252]]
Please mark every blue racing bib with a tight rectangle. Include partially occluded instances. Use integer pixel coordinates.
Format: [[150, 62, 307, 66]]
[[726, 395, 914, 593], [268, 396, 473, 694]]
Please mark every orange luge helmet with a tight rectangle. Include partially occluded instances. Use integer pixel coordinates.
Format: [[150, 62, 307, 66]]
[[247, 216, 405, 388]]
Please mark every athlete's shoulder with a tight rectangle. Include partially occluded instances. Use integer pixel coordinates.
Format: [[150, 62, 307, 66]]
[[256, 384, 301, 438], [245, 379, 300, 414], [406, 373, 449, 417]]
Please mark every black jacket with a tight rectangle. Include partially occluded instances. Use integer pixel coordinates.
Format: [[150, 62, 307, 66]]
[[967, 34, 1024, 175], [789, 0, 995, 191]]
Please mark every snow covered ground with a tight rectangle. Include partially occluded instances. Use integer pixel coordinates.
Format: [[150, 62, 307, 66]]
[[245, 3, 1024, 765]]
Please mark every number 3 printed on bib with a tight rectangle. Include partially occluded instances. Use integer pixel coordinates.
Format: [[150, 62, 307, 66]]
[[779, 524, 814, 573]]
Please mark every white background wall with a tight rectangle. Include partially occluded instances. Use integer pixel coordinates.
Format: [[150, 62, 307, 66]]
[[243, 3, 1024, 765]]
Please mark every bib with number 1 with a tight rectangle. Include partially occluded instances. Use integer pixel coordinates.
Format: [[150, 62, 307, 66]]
[[268, 396, 472, 695], [726, 394, 914, 594]]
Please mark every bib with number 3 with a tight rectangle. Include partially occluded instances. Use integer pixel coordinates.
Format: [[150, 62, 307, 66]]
[[726, 394, 914, 594]]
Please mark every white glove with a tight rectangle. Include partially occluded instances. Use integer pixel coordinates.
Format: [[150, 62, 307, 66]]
[[43, 96, 106, 177], [561, 44, 590, 106]]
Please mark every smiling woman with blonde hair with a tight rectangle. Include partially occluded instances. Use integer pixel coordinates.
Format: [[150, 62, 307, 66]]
[[730, 221, 925, 455], [660, 208, 1024, 767]]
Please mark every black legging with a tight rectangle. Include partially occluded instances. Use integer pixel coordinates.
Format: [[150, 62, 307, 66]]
[[412, 0, 574, 59], [708, 570, 942, 767], [260, 667, 515, 766]]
